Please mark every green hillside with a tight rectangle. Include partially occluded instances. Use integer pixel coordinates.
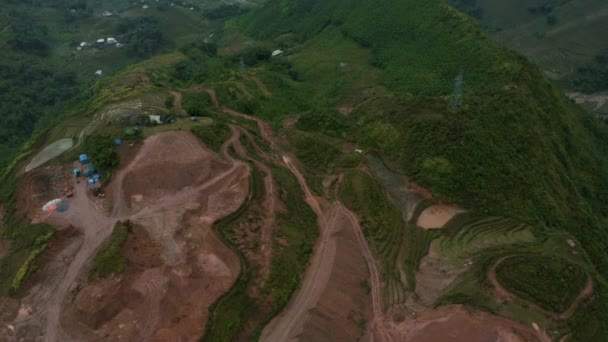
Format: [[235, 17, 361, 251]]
[[239, 0, 608, 338]]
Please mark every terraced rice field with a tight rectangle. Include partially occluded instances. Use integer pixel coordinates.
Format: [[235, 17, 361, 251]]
[[434, 214, 536, 262]]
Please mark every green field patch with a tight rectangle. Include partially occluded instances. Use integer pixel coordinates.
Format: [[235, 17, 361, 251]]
[[89, 221, 131, 279], [495, 255, 588, 313], [191, 120, 231, 154], [182, 91, 213, 117], [432, 213, 536, 266], [286, 129, 339, 172], [0, 223, 55, 296], [340, 169, 406, 307]]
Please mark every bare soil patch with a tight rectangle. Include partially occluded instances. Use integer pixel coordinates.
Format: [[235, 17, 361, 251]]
[[121, 132, 232, 209], [297, 210, 373, 342], [417, 204, 465, 229], [338, 106, 354, 116], [400, 305, 543, 342], [16, 164, 71, 222], [413, 247, 469, 307]]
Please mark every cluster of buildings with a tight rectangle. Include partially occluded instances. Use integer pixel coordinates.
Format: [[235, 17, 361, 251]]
[[78, 37, 124, 52], [73, 154, 101, 188]]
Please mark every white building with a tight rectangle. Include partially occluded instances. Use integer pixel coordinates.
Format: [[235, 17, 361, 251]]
[[96, 38, 105, 44], [107, 37, 117, 44], [149, 115, 162, 124], [95, 70, 103, 76], [272, 49, 284, 57]]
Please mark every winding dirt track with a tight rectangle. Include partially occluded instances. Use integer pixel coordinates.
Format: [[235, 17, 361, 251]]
[[230, 126, 277, 281], [222, 107, 383, 342]]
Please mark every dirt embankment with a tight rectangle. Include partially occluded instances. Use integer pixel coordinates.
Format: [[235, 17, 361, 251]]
[[397, 305, 547, 342], [416, 204, 465, 229]]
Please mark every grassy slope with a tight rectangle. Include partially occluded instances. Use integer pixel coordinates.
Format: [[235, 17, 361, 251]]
[[240, 0, 608, 338], [89, 221, 130, 279]]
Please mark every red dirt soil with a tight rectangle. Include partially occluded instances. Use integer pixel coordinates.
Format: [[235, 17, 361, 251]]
[[399, 305, 544, 342], [416, 204, 465, 229], [2, 131, 249, 342]]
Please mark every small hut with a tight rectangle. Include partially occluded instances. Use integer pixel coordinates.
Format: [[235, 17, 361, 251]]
[[79, 154, 90, 164]]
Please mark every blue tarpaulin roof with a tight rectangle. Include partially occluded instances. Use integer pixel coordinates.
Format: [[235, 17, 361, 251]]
[[87, 179, 95, 187], [79, 154, 89, 163], [114, 138, 122, 145]]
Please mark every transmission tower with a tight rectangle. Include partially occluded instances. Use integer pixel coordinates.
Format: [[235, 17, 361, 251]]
[[449, 69, 464, 111]]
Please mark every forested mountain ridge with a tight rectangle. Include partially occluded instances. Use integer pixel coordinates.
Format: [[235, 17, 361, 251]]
[[0, 0, 230, 166]]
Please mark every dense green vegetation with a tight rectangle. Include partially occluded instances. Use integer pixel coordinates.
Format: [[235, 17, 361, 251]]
[[89, 221, 131, 279], [0, 63, 80, 164], [191, 121, 231, 153], [116, 16, 165, 59], [182, 91, 213, 116], [0, 223, 55, 296], [296, 109, 349, 137], [496, 255, 588, 313], [265, 165, 318, 312], [287, 130, 339, 172], [84, 134, 119, 171]]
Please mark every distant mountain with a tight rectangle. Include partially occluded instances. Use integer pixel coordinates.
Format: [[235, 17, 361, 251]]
[[451, 0, 608, 94]]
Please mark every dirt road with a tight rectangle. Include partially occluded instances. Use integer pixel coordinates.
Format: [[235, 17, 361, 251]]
[[223, 108, 277, 151], [340, 203, 393, 342], [20, 180, 117, 342], [222, 106, 372, 342], [260, 155, 338, 342]]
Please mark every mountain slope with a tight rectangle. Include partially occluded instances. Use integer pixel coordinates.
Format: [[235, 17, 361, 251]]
[[240, 0, 608, 338]]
